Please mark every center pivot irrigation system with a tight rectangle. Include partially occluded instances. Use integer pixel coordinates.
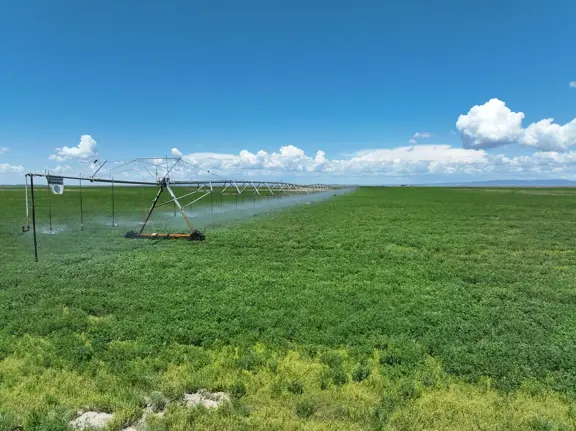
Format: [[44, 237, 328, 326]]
[[23, 157, 347, 262]]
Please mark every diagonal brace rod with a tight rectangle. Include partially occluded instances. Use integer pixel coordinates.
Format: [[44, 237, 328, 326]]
[[139, 186, 163, 235], [165, 184, 194, 232], [181, 191, 212, 209]]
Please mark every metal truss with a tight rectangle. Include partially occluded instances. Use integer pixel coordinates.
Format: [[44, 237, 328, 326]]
[[23, 170, 348, 262]]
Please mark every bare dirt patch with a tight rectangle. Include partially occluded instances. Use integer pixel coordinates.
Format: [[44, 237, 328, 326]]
[[184, 390, 230, 409], [70, 411, 113, 430]]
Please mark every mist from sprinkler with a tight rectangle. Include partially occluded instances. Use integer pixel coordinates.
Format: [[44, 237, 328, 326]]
[[178, 188, 355, 232], [25, 188, 355, 261]]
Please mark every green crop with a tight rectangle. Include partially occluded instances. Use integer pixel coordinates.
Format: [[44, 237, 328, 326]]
[[1, 186, 576, 429]]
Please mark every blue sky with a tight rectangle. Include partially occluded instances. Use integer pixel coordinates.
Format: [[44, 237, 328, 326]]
[[1, 0, 575, 184]]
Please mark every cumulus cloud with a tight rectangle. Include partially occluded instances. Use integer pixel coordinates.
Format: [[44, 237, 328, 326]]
[[52, 165, 72, 174], [0, 146, 8, 155], [456, 99, 525, 149], [170, 144, 489, 178], [522, 118, 576, 151], [0, 163, 24, 173], [167, 143, 576, 181], [32, 141, 576, 182], [412, 132, 432, 139], [49, 135, 98, 161], [456, 99, 576, 151], [175, 145, 310, 173], [569, 81, 576, 88], [409, 132, 432, 145], [171, 148, 183, 159]]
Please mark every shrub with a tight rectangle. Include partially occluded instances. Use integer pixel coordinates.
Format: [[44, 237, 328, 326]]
[[236, 350, 264, 371], [352, 362, 371, 382], [324, 367, 348, 386], [528, 417, 555, 431], [0, 410, 18, 431], [149, 391, 168, 413], [287, 379, 304, 395], [320, 351, 343, 369], [231, 380, 247, 398], [25, 409, 70, 431], [270, 380, 283, 398], [294, 399, 317, 419]]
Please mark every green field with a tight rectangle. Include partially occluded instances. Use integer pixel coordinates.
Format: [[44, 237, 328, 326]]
[[2, 186, 576, 430]]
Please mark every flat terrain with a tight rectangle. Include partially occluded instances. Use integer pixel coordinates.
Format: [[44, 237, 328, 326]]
[[1, 186, 576, 430]]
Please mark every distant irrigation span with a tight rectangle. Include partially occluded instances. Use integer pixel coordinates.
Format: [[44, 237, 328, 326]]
[[22, 157, 352, 262]]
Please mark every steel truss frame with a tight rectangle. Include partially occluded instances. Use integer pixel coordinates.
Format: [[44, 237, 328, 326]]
[[23, 170, 346, 262]]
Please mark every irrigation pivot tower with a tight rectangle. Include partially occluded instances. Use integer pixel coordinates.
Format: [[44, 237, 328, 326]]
[[23, 157, 345, 262]]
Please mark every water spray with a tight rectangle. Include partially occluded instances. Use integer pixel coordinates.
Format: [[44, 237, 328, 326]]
[[23, 157, 351, 261]]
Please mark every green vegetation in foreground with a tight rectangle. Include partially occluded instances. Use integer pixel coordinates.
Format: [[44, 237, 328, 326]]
[[1, 186, 576, 430]]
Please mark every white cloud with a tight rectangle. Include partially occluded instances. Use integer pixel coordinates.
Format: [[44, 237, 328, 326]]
[[171, 148, 183, 159], [52, 165, 72, 174], [569, 81, 576, 88], [171, 144, 489, 178], [456, 99, 576, 151], [0, 163, 24, 174], [409, 132, 432, 144], [167, 143, 576, 181], [456, 98, 525, 149], [175, 145, 316, 174], [49, 135, 98, 161], [522, 118, 576, 151], [0, 146, 8, 155], [5, 140, 576, 183]]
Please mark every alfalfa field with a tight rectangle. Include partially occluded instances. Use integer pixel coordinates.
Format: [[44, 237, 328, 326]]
[[1, 186, 576, 430]]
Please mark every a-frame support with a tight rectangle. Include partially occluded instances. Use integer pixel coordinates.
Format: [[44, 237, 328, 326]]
[[138, 185, 164, 235], [137, 180, 197, 237], [165, 184, 194, 232]]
